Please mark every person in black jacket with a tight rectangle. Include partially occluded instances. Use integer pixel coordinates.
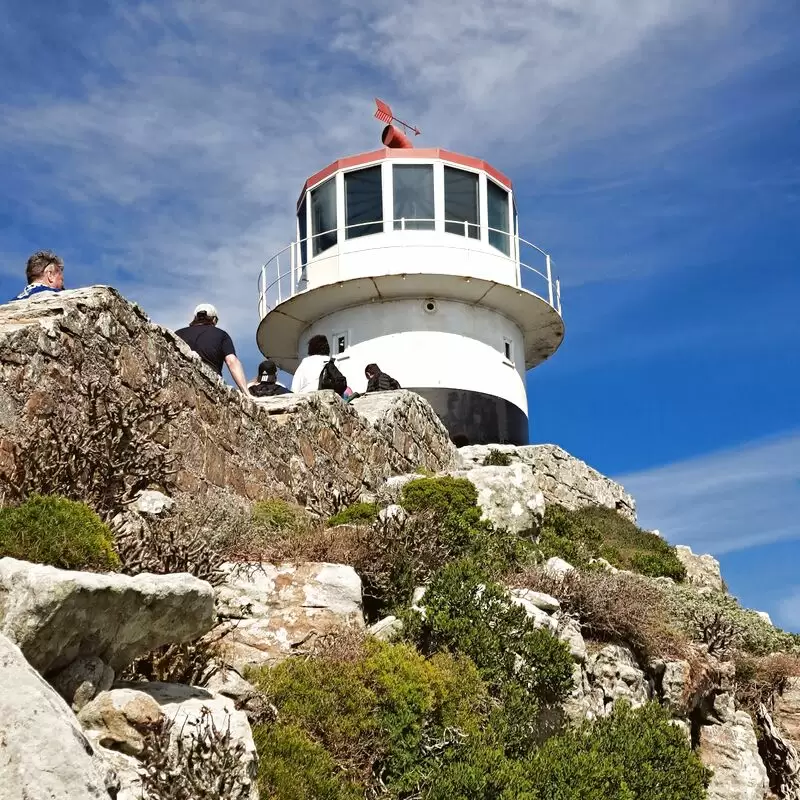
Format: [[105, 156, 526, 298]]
[[365, 363, 401, 393], [249, 359, 291, 397]]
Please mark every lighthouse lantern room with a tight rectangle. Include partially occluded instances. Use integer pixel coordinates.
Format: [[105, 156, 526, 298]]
[[256, 103, 564, 446]]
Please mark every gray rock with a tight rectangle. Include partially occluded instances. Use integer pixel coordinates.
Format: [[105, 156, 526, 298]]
[[545, 556, 575, 576], [378, 504, 407, 524], [699, 711, 769, 800], [214, 562, 364, 671], [127, 682, 259, 800], [675, 545, 724, 592], [78, 688, 164, 756], [556, 616, 587, 663], [509, 589, 557, 631], [0, 557, 216, 675], [131, 489, 175, 515], [511, 588, 561, 614], [579, 645, 649, 719], [205, 666, 260, 703], [755, 610, 774, 626], [50, 656, 115, 711], [458, 443, 636, 521], [369, 615, 404, 642], [0, 632, 116, 799]]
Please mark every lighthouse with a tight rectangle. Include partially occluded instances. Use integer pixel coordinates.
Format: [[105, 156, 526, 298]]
[[256, 103, 564, 446]]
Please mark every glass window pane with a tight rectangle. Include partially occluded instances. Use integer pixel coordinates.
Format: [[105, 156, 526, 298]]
[[444, 166, 479, 239], [488, 180, 510, 255], [297, 197, 308, 265], [345, 166, 383, 239], [393, 165, 434, 230], [311, 178, 337, 256]]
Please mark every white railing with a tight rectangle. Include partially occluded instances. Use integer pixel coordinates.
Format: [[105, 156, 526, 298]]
[[256, 219, 562, 319]]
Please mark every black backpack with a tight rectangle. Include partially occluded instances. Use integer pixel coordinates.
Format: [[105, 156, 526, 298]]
[[318, 358, 348, 396]]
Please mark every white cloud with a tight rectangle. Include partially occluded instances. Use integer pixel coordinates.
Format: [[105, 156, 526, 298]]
[[0, 0, 790, 347], [618, 431, 800, 555]]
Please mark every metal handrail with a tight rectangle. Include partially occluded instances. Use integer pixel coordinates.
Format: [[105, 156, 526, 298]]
[[257, 218, 562, 318]]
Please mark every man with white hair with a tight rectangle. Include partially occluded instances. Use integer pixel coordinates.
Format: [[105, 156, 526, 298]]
[[175, 303, 249, 393]]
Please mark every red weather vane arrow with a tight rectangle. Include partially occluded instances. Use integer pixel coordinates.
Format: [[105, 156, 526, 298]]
[[374, 98, 421, 137]]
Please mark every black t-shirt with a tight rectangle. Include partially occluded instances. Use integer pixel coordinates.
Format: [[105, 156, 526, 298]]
[[175, 323, 236, 374]]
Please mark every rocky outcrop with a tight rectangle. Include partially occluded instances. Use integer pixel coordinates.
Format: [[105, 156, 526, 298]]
[[214, 562, 365, 671], [675, 545, 725, 592], [0, 632, 117, 799], [774, 678, 800, 745], [756, 703, 800, 800], [0, 287, 457, 514], [0, 557, 215, 676], [458, 443, 636, 521], [83, 683, 259, 800], [699, 710, 770, 800]]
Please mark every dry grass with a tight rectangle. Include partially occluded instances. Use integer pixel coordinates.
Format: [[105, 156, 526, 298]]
[[513, 566, 688, 662]]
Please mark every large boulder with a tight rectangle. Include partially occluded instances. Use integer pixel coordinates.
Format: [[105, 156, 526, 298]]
[[78, 688, 164, 756], [773, 677, 800, 746], [675, 545, 725, 592], [699, 711, 769, 800], [0, 632, 117, 799], [458, 443, 636, 521], [0, 557, 215, 676], [214, 562, 365, 671]]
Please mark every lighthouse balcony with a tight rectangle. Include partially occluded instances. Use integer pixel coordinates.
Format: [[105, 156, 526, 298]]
[[257, 218, 561, 317]]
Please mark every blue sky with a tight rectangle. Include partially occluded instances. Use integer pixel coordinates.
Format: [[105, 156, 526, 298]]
[[1, 2, 798, 625]]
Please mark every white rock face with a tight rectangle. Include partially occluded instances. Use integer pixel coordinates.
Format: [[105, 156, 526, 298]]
[[509, 589, 558, 631], [0, 557, 216, 675], [699, 711, 769, 800], [214, 562, 364, 671], [0, 633, 116, 800], [131, 489, 175, 515], [675, 546, 725, 592], [457, 443, 636, 521]]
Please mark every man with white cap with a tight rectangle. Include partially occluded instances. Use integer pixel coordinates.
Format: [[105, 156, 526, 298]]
[[175, 303, 249, 393]]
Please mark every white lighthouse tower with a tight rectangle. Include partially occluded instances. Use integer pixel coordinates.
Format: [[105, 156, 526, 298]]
[[256, 102, 564, 446]]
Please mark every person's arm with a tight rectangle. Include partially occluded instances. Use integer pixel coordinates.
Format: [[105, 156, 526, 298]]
[[224, 354, 249, 393]]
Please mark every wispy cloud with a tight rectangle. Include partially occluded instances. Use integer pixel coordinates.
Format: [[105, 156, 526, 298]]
[[0, 0, 793, 346], [618, 431, 800, 555]]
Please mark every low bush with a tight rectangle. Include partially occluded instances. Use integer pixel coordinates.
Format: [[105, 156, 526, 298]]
[[253, 724, 361, 800], [249, 637, 487, 796], [0, 494, 119, 570], [734, 652, 800, 715], [327, 502, 379, 527], [482, 449, 513, 467], [524, 701, 710, 800], [662, 584, 798, 656], [514, 566, 687, 661], [404, 559, 574, 734], [252, 498, 311, 533], [536, 505, 687, 581]]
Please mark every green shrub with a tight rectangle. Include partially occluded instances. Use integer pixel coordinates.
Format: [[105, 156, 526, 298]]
[[663, 583, 797, 656], [404, 559, 574, 713], [0, 494, 119, 570], [252, 498, 310, 532], [483, 449, 513, 467], [249, 638, 487, 795], [525, 701, 710, 800], [253, 724, 361, 800], [536, 505, 686, 581], [327, 502, 379, 527]]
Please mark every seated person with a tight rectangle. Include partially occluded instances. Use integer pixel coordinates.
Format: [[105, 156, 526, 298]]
[[291, 334, 346, 395], [11, 250, 65, 301], [365, 363, 401, 393], [249, 359, 290, 397]]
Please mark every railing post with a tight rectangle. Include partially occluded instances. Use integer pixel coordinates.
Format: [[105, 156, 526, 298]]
[[556, 279, 562, 315], [259, 265, 267, 317], [463, 220, 468, 237], [546, 254, 554, 307], [290, 242, 296, 298], [401, 217, 406, 230], [276, 255, 281, 305]]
